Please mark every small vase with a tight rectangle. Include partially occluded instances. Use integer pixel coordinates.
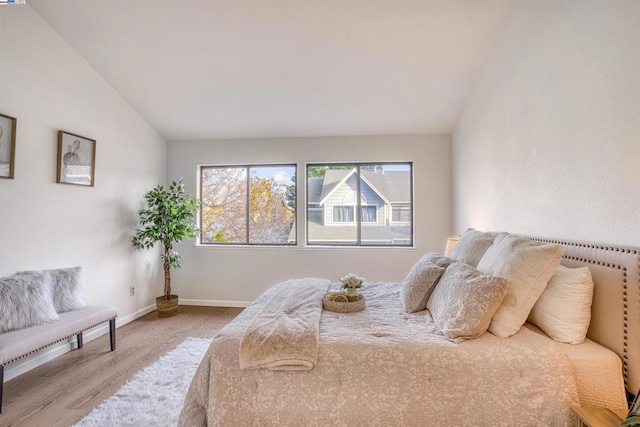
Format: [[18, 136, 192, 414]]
[[346, 288, 359, 302]]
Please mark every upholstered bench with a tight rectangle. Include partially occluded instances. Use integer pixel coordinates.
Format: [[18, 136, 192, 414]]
[[0, 266, 117, 413], [0, 305, 117, 413]]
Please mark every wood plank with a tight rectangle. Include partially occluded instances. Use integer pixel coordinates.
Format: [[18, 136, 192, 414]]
[[1, 306, 242, 426]]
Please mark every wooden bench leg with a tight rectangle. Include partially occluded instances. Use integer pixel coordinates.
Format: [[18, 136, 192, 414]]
[[109, 319, 116, 351], [77, 332, 83, 349], [1, 364, 4, 414]]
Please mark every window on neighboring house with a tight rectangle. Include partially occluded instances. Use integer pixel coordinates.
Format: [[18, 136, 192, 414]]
[[200, 164, 296, 245], [333, 205, 354, 222], [306, 162, 413, 246], [392, 205, 411, 223], [361, 206, 377, 222]]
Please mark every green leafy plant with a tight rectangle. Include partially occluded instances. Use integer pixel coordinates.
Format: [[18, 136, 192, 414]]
[[132, 179, 201, 300], [622, 392, 640, 427], [621, 414, 640, 427]]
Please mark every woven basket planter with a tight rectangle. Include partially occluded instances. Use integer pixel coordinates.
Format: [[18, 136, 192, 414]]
[[156, 294, 179, 317]]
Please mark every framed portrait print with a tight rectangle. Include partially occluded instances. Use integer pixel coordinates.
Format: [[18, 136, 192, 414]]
[[57, 130, 96, 186], [0, 113, 17, 179]]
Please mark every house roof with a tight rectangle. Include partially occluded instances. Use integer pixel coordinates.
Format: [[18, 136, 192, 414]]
[[307, 177, 324, 205], [308, 169, 410, 205], [361, 170, 411, 203], [319, 169, 354, 203]]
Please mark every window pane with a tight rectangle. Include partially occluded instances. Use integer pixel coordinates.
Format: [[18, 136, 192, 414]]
[[392, 206, 411, 222], [360, 163, 412, 246], [333, 206, 354, 222], [307, 164, 357, 245], [361, 206, 377, 222], [200, 164, 296, 245], [307, 163, 412, 246], [200, 167, 247, 244], [248, 166, 296, 244]]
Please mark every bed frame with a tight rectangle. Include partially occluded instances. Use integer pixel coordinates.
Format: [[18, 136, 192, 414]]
[[527, 236, 640, 400]]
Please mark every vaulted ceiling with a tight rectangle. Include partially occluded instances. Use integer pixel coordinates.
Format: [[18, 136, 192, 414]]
[[29, 0, 513, 141]]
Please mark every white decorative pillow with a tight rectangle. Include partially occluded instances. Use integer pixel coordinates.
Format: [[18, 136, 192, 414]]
[[477, 234, 563, 338], [401, 258, 445, 313], [426, 262, 507, 343], [18, 266, 86, 313], [418, 252, 457, 270], [449, 229, 502, 267], [50, 266, 86, 312], [528, 265, 594, 344], [0, 272, 59, 333]]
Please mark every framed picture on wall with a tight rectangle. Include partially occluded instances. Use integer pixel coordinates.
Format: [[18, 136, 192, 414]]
[[56, 130, 96, 186], [0, 113, 17, 179]]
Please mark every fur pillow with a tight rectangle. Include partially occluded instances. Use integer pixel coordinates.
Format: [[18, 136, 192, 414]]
[[17, 266, 86, 313], [0, 272, 59, 333]]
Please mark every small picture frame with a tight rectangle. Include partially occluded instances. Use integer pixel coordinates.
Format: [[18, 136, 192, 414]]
[[57, 130, 96, 186], [0, 113, 17, 179]]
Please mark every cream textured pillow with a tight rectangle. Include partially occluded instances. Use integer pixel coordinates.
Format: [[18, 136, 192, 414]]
[[528, 265, 594, 344], [449, 229, 502, 267], [426, 262, 507, 343], [402, 257, 446, 313], [0, 272, 59, 333], [477, 234, 563, 338]]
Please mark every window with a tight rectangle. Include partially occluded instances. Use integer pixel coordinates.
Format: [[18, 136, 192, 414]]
[[333, 206, 354, 222], [392, 205, 411, 223], [361, 206, 377, 222], [200, 165, 296, 245], [306, 162, 413, 246]]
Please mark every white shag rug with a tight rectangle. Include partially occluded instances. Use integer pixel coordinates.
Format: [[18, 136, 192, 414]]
[[75, 337, 212, 427]]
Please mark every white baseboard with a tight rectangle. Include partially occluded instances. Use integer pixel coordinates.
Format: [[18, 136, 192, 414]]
[[3, 304, 156, 383], [179, 299, 251, 308]]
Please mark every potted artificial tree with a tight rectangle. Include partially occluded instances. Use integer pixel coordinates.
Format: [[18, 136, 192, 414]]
[[132, 179, 200, 317]]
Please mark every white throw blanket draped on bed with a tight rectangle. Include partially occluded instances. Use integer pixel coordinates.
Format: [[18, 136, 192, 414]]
[[239, 278, 330, 371]]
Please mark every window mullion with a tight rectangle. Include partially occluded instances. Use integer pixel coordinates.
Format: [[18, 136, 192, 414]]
[[245, 167, 250, 244], [356, 165, 361, 245]]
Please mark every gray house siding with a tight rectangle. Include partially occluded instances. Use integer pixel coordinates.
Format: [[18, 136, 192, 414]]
[[323, 174, 385, 226]]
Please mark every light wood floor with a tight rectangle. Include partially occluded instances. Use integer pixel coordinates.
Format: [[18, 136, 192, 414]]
[[1, 306, 243, 427]]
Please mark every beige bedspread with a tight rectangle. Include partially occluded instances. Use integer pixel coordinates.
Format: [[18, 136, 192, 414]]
[[180, 282, 581, 426]]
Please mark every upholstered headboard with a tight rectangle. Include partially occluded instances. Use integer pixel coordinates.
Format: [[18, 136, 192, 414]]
[[527, 236, 640, 396]]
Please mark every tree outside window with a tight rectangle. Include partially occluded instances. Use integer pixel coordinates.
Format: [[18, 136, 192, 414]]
[[200, 165, 296, 245]]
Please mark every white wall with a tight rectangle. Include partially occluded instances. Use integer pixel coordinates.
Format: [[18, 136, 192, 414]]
[[168, 135, 451, 304], [452, 0, 640, 246], [0, 5, 167, 318]]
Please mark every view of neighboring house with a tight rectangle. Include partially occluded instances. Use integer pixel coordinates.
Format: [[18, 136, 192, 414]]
[[307, 167, 412, 245]]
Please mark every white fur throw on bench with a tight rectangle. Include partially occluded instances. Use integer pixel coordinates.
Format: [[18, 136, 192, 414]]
[[0, 266, 117, 413]]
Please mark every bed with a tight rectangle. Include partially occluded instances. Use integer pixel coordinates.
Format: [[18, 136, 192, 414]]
[[179, 232, 639, 426]]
